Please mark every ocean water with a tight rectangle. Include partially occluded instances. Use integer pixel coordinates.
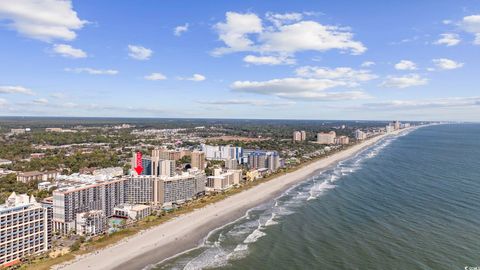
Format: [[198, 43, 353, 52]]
[[152, 124, 480, 270]]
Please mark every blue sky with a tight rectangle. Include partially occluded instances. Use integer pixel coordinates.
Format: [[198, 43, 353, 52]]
[[0, 0, 480, 121]]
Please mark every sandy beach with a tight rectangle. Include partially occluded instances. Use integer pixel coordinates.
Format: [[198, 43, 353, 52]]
[[59, 129, 407, 270]]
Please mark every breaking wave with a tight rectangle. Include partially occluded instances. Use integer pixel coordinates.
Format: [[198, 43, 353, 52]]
[[151, 131, 413, 270]]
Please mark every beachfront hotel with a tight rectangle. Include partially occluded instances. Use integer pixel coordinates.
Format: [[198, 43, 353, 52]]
[[52, 170, 207, 234], [245, 150, 281, 172], [53, 178, 126, 234], [317, 131, 337, 145], [206, 168, 243, 192], [155, 170, 206, 205], [355, 129, 368, 140], [334, 136, 350, 145], [0, 193, 51, 268]]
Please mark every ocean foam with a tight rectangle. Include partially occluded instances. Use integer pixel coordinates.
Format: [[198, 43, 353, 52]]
[[153, 131, 410, 270]]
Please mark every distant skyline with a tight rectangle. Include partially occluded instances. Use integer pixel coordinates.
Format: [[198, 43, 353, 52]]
[[0, 0, 480, 121]]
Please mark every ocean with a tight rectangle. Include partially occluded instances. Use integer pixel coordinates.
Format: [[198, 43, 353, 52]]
[[153, 124, 480, 270]]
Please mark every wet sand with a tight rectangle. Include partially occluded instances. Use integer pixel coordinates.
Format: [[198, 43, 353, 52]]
[[59, 130, 405, 270]]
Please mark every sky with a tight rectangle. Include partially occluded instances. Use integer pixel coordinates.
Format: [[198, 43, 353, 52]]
[[0, 0, 480, 121]]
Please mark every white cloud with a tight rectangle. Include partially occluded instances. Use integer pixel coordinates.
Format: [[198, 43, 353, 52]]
[[361, 61, 375, 67], [432, 58, 464, 70], [363, 96, 480, 110], [212, 12, 366, 58], [52, 43, 87, 58], [380, 74, 428, 88], [243, 54, 294, 65], [231, 77, 369, 101], [0, 0, 86, 42], [0, 85, 34, 95], [127, 45, 153, 60], [442, 20, 452, 25], [434, 33, 461, 46], [33, 98, 48, 105], [460, 15, 480, 44], [265, 12, 303, 27], [461, 15, 480, 33], [144, 72, 167, 81], [475, 33, 480, 45], [178, 74, 206, 81], [65, 67, 118, 75], [259, 21, 366, 55], [394, 60, 417, 70], [295, 66, 377, 83], [0, 98, 7, 106], [174, 23, 189, 36], [213, 12, 263, 55]]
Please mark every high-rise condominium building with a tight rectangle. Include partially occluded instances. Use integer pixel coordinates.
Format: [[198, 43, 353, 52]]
[[201, 144, 243, 162], [317, 131, 336, 145], [245, 150, 281, 172], [152, 148, 181, 161], [293, 130, 307, 142], [354, 129, 367, 140], [334, 136, 350, 145], [394, 121, 401, 130], [132, 153, 176, 177], [53, 178, 125, 234], [191, 151, 206, 170], [154, 170, 206, 205], [206, 169, 243, 192], [0, 193, 51, 268]]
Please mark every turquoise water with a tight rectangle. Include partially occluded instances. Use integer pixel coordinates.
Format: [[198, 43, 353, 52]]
[[154, 124, 480, 270]]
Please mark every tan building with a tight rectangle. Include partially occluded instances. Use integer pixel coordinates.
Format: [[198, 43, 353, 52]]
[[335, 136, 350, 145], [17, 171, 58, 183], [317, 131, 336, 145], [191, 151, 206, 170], [152, 148, 181, 161], [293, 130, 307, 142]]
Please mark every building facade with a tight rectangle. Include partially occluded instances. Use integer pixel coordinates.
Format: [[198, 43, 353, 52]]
[[354, 129, 367, 140], [317, 131, 336, 145], [75, 210, 107, 236], [17, 171, 58, 183], [191, 151, 206, 170], [0, 193, 51, 267], [52, 178, 125, 234]]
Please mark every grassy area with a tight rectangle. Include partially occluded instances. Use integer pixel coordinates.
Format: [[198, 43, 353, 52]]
[[20, 146, 351, 270]]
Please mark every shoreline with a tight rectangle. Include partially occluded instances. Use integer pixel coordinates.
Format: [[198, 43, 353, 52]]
[[59, 128, 412, 270]]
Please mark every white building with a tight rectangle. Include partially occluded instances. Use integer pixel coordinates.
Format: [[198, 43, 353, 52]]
[[354, 129, 367, 140], [0, 193, 51, 267], [113, 204, 152, 221], [0, 159, 12, 166], [386, 125, 395, 133], [201, 144, 243, 162], [206, 168, 242, 192], [75, 210, 107, 236]]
